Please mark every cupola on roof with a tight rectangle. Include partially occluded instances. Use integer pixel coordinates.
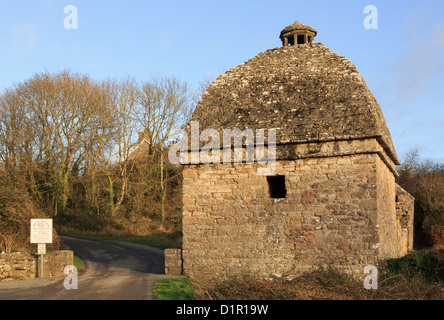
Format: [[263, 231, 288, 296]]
[[280, 21, 317, 46]]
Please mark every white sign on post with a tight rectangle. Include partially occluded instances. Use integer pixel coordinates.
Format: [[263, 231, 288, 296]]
[[30, 219, 53, 278], [30, 219, 53, 244]]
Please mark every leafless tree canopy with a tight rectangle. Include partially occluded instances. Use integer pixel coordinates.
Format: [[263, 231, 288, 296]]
[[0, 70, 194, 245]]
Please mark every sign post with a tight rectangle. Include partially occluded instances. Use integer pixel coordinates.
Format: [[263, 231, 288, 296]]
[[30, 219, 53, 278], [37, 243, 46, 277]]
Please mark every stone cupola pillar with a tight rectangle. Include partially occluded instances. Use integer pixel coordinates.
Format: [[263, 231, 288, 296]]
[[280, 21, 317, 46]]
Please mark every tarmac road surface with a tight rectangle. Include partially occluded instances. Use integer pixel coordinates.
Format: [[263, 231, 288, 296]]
[[0, 236, 174, 300]]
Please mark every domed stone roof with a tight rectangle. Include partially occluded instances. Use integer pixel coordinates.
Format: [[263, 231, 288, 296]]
[[188, 42, 399, 165]]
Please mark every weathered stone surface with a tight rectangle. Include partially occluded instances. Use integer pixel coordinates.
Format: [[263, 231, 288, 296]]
[[0, 250, 73, 281], [0, 252, 36, 280], [182, 153, 406, 278], [165, 249, 182, 276], [38, 250, 73, 278], [186, 42, 399, 165], [395, 184, 415, 256]]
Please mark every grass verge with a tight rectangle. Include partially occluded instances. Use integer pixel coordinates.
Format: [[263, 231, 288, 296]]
[[73, 255, 85, 272], [153, 277, 195, 300]]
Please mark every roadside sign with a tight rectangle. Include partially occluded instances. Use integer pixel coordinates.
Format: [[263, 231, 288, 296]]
[[30, 219, 53, 278], [30, 219, 53, 244], [37, 243, 46, 255]]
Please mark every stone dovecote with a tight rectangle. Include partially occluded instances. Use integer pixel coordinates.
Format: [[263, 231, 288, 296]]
[[176, 22, 414, 279]]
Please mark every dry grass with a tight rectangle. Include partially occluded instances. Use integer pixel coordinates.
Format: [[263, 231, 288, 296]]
[[190, 256, 444, 300], [191, 274, 443, 300]]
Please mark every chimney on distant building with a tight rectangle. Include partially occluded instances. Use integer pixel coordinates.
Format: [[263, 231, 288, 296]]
[[138, 130, 152, 144]]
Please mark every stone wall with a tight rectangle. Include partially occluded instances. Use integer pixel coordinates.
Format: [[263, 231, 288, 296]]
[[395, 184, 415, 255], [376, 154, 398, 260], [0, 250, 73, 281], [0, 252, 36, 280], [182, 151, 389, 278], [180, 136, 414, 279]]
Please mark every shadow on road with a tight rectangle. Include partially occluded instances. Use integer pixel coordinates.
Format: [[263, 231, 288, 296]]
[[60, 236, 166, 275]]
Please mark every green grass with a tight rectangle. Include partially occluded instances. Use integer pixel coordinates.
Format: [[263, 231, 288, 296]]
[[381, 249, 444, 283], [152, 277, 195, 300], [73, 255, 85, 271]]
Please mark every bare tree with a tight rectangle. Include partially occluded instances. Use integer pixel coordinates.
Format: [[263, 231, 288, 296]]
[[0, 70, 111, 215], [397, 149, 444, 247], [136, 75, 191, 224], [100, 77, 139, 217], [0, 70, 196, 236]]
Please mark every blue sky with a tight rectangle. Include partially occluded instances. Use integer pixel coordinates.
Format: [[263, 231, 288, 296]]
[[1, 0, 443, 164]]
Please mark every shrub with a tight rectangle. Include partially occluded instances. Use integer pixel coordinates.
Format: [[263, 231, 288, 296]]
[[0, 171, 63, 253], [190, 263, 444, 300], [382, 249, 444, 283], [396, 150, 444, 248]]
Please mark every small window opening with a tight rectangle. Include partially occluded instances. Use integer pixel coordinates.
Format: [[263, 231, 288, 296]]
[[297, 35, 305, 45], [267, 175, 287, 199]]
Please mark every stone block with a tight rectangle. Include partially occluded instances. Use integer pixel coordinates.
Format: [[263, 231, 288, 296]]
[[165, 249, 182, 276]]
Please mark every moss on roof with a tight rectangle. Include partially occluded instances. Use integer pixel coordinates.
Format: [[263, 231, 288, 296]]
[[188, 43, 399, 165]]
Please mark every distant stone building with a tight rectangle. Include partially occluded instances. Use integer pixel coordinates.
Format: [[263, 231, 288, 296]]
[[126, 130, 153, 161], [179, 21, 414, 278]]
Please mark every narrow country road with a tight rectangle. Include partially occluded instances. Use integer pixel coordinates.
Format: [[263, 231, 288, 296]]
[[0, 236, 175, 300]]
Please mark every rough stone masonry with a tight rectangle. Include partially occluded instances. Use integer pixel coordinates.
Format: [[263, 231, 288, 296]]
[[166, 21, 414, 279], [0, 250, 73, 280]]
